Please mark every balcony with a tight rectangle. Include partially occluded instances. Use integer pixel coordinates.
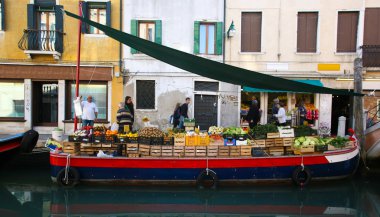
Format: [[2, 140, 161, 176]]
[[362, 45, 380, 68], [18, 29, 64, 60]]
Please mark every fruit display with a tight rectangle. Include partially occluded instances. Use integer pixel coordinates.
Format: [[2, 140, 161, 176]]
[[223, 127, 247, 136], [105, 130, 118, 135], [208, 126, 224, 135], [119, 132, 138, 137], [93, 125, 107, 132], [138, 127, 165, 138], [73, 130, 87, 137]]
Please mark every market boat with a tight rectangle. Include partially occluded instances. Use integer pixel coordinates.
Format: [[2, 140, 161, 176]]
[[0, 130, 39, 167], [50, 142, 360, 187]]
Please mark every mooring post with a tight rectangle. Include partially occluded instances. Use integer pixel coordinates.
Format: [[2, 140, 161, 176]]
[[353, 58, 366, 164]]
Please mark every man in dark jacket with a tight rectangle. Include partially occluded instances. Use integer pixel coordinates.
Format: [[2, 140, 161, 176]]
[[246, 100, 260, 128], [178, 97, 191, 129]]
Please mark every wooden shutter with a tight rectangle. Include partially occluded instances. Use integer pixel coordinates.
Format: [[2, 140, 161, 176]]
[[364, 8, 380, 45], [241, 12, 262, 52], [297, 12, 318, 53], [337, 12, 358, 52], [194, 21, 200, 54], [27, 4, 37, 50], [130, 19, 138, 54], [106, 1, 111, 27], [1, 0, 5, 31], [80, 1, 88, 33], [216, 22, 223, 55], [155, 20, 162, 45], [54, 5, 64, 53]]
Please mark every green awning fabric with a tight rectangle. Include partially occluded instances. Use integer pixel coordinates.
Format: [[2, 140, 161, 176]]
[[64, 11, 362, 96], [243, 80, 324, 93]]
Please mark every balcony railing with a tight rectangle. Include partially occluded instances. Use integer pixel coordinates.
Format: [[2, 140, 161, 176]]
[[362, 45, 380, 68], [18, 29, 64, 58]]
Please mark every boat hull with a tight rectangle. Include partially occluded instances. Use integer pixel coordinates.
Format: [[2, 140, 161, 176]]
[[0, 134, 24, 166], [50, 146, 360, 185]]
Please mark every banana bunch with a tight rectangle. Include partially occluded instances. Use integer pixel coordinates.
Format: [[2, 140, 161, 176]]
[[119, 132, 138, 137]]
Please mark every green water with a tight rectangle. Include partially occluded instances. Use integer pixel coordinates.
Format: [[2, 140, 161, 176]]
[[1, 166, 380, 217]]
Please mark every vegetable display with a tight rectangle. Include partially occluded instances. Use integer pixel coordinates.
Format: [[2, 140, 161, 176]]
[[138, 127, 165, 138]]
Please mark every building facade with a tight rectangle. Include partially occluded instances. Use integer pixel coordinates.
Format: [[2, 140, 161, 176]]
[[122, 0, 239, 130], [0, 0, 123, 134], [226, 0, 380, 133]]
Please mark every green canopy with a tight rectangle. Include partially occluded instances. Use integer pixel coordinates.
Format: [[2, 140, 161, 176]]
[[243, 80, 324, 93], [64, 11, 362, 96]]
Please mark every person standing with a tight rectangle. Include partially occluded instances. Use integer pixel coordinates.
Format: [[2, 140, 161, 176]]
[[81, 95, 98, 127], [298, 101, 307, 126], [172, 103, 181, 129], [271, 98, 280, 124], [178, 97, 191, 129], [124, 96, 135, 126], [245, 100, 260, 128], [116, 102, 133, 133], [275, 102, 287, 126]]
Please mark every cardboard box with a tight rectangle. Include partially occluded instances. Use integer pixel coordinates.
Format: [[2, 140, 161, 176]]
[[186, 135, 200, 146]]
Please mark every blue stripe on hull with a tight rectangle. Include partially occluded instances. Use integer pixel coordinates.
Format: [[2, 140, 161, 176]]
[[51, 155, 359, 182]]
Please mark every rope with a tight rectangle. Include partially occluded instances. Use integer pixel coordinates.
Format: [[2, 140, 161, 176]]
[[64, 154, 71, 185], [206, 156, 209, 175]]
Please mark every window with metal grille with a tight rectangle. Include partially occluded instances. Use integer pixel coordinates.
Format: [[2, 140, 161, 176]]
[[136, 80, 155, 109], [194, 81, 219, 92]]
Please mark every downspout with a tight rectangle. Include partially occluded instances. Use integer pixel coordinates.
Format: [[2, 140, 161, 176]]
[[223, 0, 226, 63], [119, 0, 124, 84]]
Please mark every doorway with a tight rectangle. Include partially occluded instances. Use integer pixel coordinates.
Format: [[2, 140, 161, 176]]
[[32, 81, 58, 126], [331, 95, 353, 135], [194, 94, 218, 130]]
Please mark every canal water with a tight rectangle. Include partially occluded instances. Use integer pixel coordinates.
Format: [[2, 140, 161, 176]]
[[1, 165, 380, 217]]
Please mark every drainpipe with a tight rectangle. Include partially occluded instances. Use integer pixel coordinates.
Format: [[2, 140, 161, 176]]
[[223, 0, 226, 64], [119, 0, 124, 85]]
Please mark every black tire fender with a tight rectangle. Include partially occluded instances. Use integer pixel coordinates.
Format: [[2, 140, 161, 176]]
[[56, 167, 80, 187], [196, 169, 218, 189], [20, 130, 39, 153], [292, 166, 311, 187]]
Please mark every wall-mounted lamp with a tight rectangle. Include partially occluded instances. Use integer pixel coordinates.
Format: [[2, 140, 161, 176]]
[[227, 21, 236, 38]]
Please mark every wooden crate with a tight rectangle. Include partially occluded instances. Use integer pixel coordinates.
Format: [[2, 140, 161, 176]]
[[267, 132, 280, 138], [229, 146, 240, 157], [218, 146, 229, 157], [80, 143, 91, 148], [199, 135, 210, 146], [173, 146, 185, 157], [127, 144, 139, 154], [139, 144, 150, 156], [269, 147, 284, 156], [196, 146, 207, 157], [128, 153, 140, 158], [174, 137, 186, 146], [251, 139, 266, 148], [240, 146, 252, 156], [185, 146, 196, 157], [207, 146, 218, 157], [265, 138, 275, 147], [150, 145, 162, 157], [274, 138, 284, 146], [62, 142, 80, 154], [102, 143, 112, 148], [283, 138, 294, 147], [209, 135, 224, 146], [301, 145, 315, 153], [161, 145, 173, 157], [163, 137, 174, 146]]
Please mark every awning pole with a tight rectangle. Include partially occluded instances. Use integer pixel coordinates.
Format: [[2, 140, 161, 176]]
[[74, 2, 83, 131]]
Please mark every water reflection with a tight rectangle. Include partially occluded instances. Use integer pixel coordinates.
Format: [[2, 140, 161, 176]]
[[1, 168, 380, 217]]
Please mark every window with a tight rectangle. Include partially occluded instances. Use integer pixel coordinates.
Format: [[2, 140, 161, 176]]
[[364, 8, 380, 45], [337, 12, 359, 52], [241, 12, 262, 52], [297, 12, 318, 53], [66, 82, 108, 120], [130, 20, 162, 54], [0, 0, 4, 31], [136, 80, 155, 109], [81, 1, 111, 34], [0, 82, 24, 118], [194, 81, 219, 92], [37, 8, 56, 51], [194, 21, 223, 55]]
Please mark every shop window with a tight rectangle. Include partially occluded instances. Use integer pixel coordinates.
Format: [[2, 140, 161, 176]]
[[81, 1, 111, 34], [194, 81, 219, 92], [0, 82, 24, 118], [337, 11, 359, 52], [295, 93, 316, 125], [136, 80, 155, 109], [194, 21, 223, 55], [130, 19, 162, 54], [241, 12, 262, 52], [0, 0, 5, 31], [65, 82, 107, 120], [297, 12, 318, 53]]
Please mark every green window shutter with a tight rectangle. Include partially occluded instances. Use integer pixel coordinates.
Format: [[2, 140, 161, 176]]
[[27, 4, 37, 50], [80, 1, 88, 33], [1, 0, 5, 31], [130, 19, 138, 54], [194, 21, 200, 54], [155, 20, 162, 45], [106, 1, 111, 27], [216, 22, 223, 55]]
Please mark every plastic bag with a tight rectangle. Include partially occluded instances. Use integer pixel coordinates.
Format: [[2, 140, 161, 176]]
[[73, 97, 83, 117], [97, 150, 113, 158], [110, 122, 118, 131]]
